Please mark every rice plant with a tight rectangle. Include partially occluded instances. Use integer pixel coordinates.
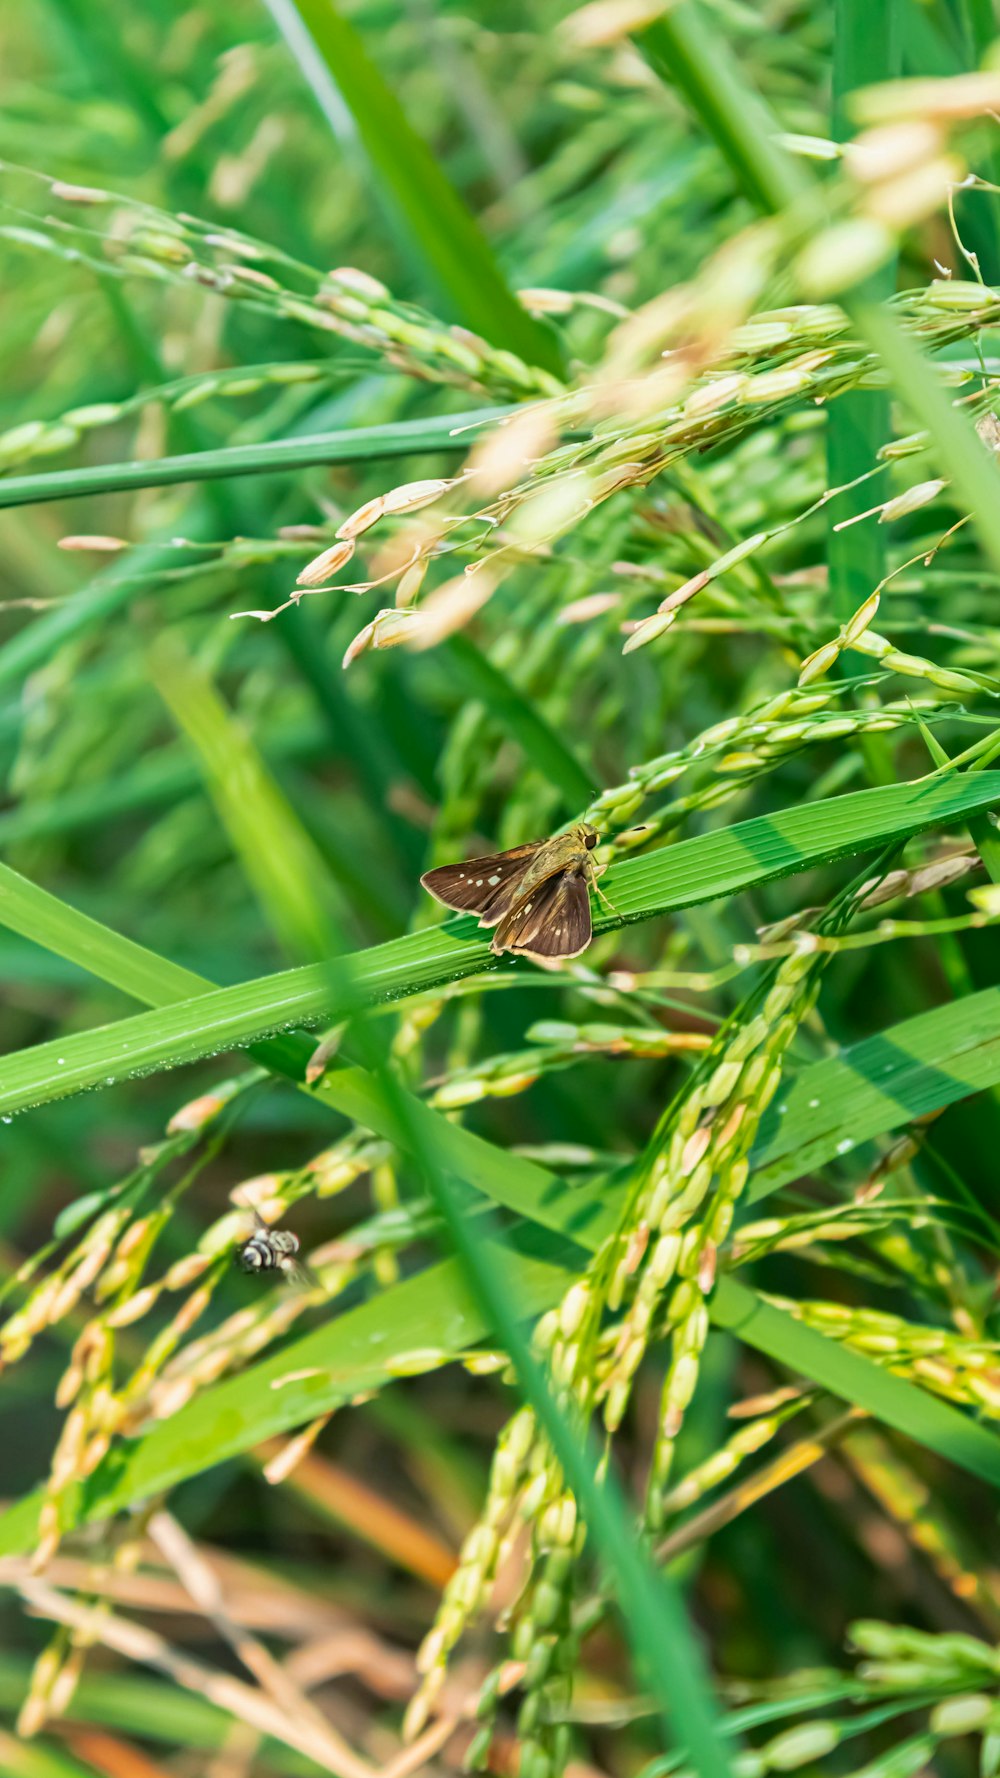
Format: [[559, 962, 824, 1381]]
[[3, 2, 1000, 1775]]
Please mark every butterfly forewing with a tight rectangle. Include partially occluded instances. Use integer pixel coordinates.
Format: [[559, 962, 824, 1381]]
[[420, 843, 538, 922], [422, 825, 602, 960], [492, 871, 592, 961]]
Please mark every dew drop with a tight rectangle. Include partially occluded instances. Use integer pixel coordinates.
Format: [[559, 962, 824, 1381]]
[[836, 1138, 853, 1154]]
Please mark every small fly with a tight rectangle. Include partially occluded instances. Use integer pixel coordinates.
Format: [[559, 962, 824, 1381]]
[[235, 1211, 321, 1293], [421, 822, 612, 963]]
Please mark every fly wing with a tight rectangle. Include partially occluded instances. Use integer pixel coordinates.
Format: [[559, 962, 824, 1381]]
[[421, 843, 539, 923], [491, 871, 592, 962], [281, 1255, 325, 1296]]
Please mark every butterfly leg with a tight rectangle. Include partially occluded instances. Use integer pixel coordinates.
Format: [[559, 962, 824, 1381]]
[[587, 856, 621, 920]]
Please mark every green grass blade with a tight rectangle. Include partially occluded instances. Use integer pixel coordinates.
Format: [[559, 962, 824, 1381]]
[[636, 0, 1000, 581], [961, 0, 1000, 59], [746, 981, 1000, 1201], [952, 0, 1000, 271], [0, 720, 327, 846], [445, 633, 597, 811], [0, 861, 207, 1006], [0, 409, 505, 511], [0, 1738, 102, 1778], [826, 390, 890, 632], [275, 600, 425, 879], [3, 772, 999, 1114], [150, 642, 341, 962], [0, 846, 601, 1243], [833, 0, 899, 150], [4, 791, 1000, 1267], [827, 0, 897, 647], [636, 6, 807, 213], [0, 523, 213, 692], [0, 409, 499, 694], [266, 0, 562, 375], [0, 851, 554, 1213], [711, 1278, 1000, 1489], [853, 301, 1000, 577], [969, 812, 1000, 883]]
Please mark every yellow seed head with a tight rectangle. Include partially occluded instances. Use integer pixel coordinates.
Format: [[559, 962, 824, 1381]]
[[295, 538, 356, 587]]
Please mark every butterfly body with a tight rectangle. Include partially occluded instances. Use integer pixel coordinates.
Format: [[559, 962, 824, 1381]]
[[421, 822, 605, 963]]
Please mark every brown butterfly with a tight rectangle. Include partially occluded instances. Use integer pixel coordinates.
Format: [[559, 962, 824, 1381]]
[[420, 823, 609, 963]]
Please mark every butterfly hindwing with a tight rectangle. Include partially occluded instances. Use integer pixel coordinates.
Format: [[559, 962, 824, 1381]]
[[421, 844, 539, 922], [491, 870, 592, 961]]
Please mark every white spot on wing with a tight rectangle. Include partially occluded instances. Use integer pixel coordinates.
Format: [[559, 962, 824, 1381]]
[[487, 874, 500, 886]]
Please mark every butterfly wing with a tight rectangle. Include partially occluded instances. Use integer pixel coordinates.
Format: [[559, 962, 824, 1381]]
[[421, 843, 539, 925], [491, 870, 592, 962]]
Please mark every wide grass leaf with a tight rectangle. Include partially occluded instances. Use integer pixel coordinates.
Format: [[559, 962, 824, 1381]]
[[1, 770, 998, 1115], [5, 887, 1000, 1548], [5, 1209, 1000, 1556], [711, 1277, 1000, 1488]]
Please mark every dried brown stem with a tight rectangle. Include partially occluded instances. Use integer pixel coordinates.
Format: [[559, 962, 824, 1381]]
[[19, 1577, 376, 1778]]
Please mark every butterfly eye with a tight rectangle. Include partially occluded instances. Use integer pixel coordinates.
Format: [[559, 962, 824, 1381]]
[[584, 830, 598, 850]]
